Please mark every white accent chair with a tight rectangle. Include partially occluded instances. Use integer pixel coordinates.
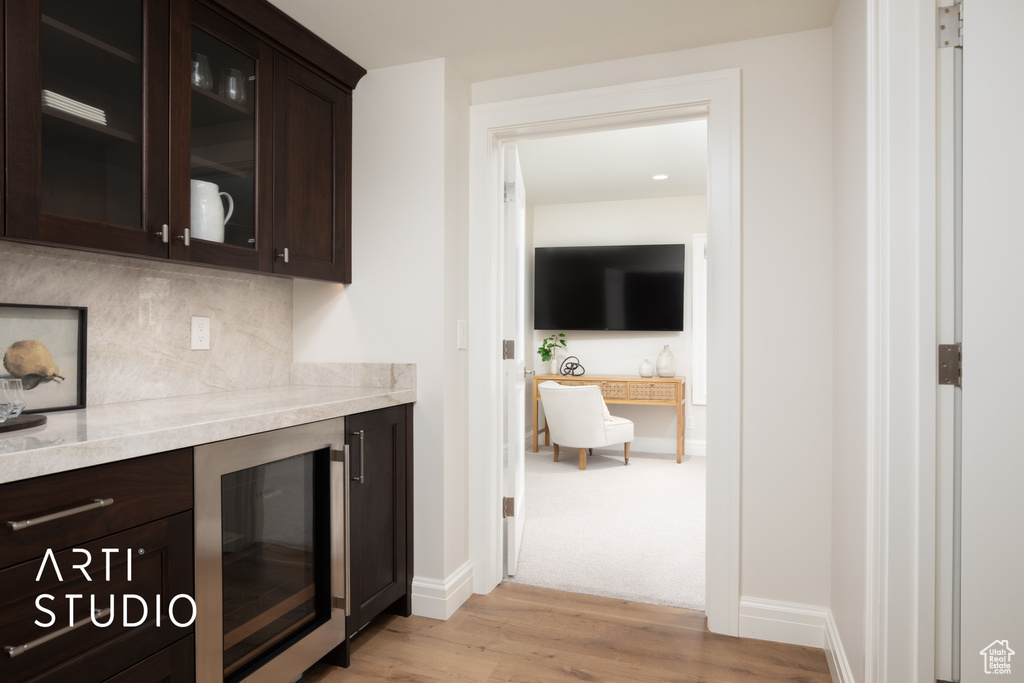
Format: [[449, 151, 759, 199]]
[[537, 380, 634, 470]]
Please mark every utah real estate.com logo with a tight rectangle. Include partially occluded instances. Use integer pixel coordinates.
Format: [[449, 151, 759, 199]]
[[980, 640, 1015, 675]]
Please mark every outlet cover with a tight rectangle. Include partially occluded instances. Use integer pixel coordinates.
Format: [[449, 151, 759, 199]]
[[685, 416, 694, 429], [191, 316, 210, 350]]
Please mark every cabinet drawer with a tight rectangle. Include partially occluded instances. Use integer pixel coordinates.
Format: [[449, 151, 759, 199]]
[[0, 512, 194, 683], [585, 380, 628, 400], [0, 450, 192, 570], [106, 635, 194, 683], [628, 382, 678, 402]]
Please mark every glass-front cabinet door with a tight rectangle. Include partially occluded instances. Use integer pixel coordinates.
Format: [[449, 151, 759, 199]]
[[169, 0, 272, 272], [5, 0, 170, 256]]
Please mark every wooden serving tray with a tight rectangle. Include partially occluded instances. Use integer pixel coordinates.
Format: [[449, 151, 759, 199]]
[[0, 414, 47, 433]]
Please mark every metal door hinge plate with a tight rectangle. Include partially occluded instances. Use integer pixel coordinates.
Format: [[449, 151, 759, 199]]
[[503, 497, 515, 518], [937, 3, 962, 49], [938, 343, 962, 386], [503, 339, 515, 360]]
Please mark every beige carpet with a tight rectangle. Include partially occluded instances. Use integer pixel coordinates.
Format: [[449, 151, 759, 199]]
[[507, 445, 706, 611]]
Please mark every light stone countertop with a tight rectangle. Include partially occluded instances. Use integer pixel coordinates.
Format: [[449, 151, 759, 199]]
[[0, 384, 416, 485]]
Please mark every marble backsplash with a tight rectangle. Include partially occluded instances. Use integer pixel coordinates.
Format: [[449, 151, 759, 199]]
[[0, 241, 292, 405], [291, 362, 415, 390]]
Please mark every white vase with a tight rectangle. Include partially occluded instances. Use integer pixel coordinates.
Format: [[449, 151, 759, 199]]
[[656, 345, 677, 377], [639, 358, 655, 377], [551, 357, 561, 375]]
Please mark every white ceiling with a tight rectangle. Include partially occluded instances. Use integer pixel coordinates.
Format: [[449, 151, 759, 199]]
[[267, 0, 838, 83], [516, 119, 708, 206]]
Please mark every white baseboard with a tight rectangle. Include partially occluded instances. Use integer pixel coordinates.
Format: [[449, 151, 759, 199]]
[[824, 608, 855, 683], [738, 597, 827, 649], [411, 561, 474, 621], [528, 432, 707, 457]]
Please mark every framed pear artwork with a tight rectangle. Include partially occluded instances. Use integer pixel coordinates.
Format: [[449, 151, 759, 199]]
[[0, 304, 87, 412]]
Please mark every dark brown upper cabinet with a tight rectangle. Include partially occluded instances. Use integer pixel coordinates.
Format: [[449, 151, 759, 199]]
[[272, 53, 351, 282], [5, 0, 171, 258], [3, 0, 364, 282], [169, 0, 273, 272]]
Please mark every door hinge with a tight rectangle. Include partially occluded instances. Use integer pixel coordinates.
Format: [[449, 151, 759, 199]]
[[503, 496, 515, 518], [937, 3, 962, 49], [704, 243, 708, 259], [938, 343, 962, 387], [502, 339, 515, 360], [504, 181, 516, 203]]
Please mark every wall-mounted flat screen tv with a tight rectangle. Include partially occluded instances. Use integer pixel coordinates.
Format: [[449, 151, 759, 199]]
[[534, 244, 685, 331]]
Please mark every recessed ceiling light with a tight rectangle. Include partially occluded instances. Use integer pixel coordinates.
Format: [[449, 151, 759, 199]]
[[652, 174, 669, 180]]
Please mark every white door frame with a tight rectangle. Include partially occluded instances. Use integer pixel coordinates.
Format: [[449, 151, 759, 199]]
[[467, 69, 743, 636]]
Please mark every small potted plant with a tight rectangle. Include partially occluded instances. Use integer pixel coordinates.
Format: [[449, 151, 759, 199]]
[[537, 333, 567, 375]]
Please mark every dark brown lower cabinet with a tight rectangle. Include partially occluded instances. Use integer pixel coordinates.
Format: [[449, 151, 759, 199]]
[[0, 449, 194, 683], [323, 404, 413, 667], [0, 512, 194, 683], [107, 635, 194, 683]]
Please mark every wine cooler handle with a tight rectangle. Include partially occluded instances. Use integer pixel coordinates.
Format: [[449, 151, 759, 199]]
[[331, 446, 350, 617]]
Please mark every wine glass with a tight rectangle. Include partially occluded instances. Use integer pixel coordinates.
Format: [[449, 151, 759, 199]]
[[0, 382, 13, 423], [2, 379, 26, 418], [192, 53, 213, 90], [219, 68, 247, 104]]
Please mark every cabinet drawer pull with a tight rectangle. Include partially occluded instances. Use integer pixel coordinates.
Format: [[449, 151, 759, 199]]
[[5, 608, 111, 658], [277, 247, 290, 263], [7, 498, 114, 531]]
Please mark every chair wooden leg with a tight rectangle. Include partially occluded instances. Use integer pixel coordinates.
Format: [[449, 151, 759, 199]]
[[579, 448, 587, 470], [553, 443, 559, 462], [624, 442, 630, 466]]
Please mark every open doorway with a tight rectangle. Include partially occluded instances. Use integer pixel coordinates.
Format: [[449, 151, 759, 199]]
[[502, 120, 709, 611], [468, 70, 742, 636]]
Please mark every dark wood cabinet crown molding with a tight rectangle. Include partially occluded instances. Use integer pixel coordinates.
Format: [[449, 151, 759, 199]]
[[199, 0, 366, 91]]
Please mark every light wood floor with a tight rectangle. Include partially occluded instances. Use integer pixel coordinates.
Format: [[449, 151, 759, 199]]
[[301, 583, 832, 682]]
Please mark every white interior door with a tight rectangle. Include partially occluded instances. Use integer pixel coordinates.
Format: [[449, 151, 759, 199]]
[[692, 232, 708, 406], [504, 144, 527, 576], [961, 2, 1024, 680]]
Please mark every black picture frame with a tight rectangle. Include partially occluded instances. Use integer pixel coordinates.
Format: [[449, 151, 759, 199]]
[[0, 304, 87, 412]]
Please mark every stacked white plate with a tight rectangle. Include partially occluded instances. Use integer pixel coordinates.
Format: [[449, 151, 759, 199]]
[[42, 90, 107, 125]]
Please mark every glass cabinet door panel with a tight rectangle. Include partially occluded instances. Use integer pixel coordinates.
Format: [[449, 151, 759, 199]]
[[220, 451, 327, 680], [39, 0, 144, 227], [190, 28, 255, 249]]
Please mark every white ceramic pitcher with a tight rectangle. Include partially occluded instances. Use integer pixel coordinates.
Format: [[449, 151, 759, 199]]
[[190, 179, 234, 243]]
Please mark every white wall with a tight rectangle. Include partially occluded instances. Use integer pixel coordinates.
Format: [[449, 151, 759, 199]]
[[293, 58, 472, 618], [475, 28, 834, 615], [830, 0, 868, 678], [526, 196, 707, 453]]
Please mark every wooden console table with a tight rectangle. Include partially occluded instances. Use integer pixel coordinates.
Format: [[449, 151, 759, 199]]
[[532, 374, 686, 462]]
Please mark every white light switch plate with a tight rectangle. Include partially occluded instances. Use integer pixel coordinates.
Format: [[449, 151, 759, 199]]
[[457, 320, 468, 350], [191, 316, 210, 350]]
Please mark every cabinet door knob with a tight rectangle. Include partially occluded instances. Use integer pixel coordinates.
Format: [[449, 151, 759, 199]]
[[277, 247, 289, 263], [155, 224, 169, 243], [177, 227, 190, 246]]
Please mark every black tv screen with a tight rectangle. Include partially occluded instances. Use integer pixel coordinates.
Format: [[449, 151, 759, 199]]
[[534, 244, 685, 331]]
